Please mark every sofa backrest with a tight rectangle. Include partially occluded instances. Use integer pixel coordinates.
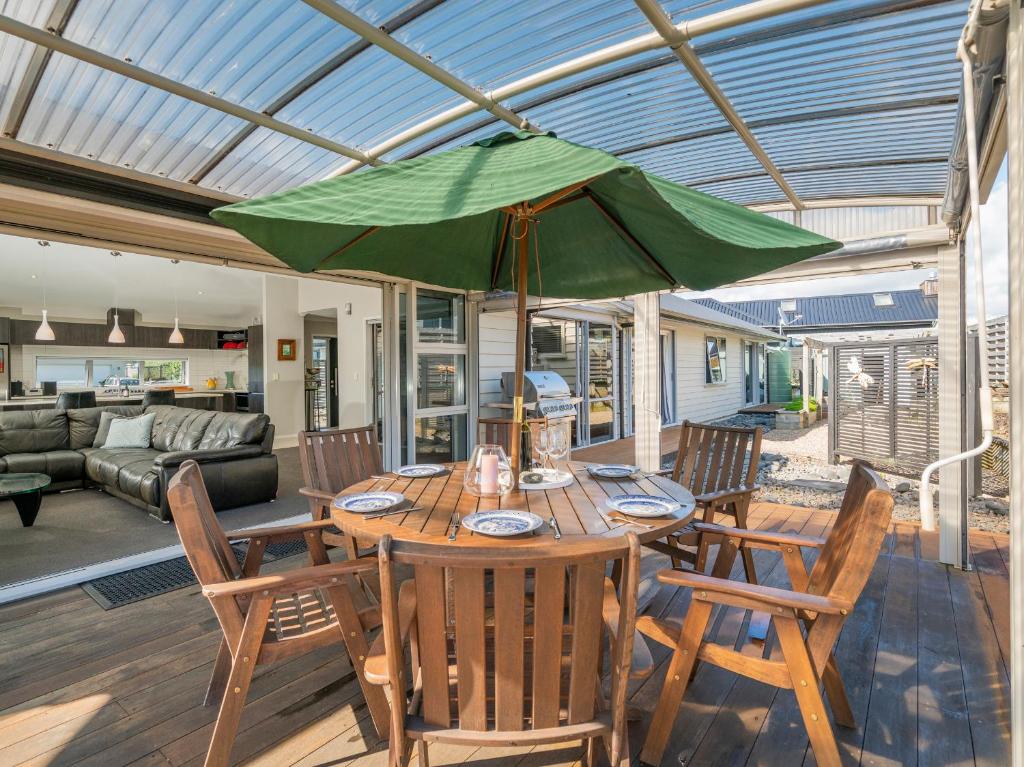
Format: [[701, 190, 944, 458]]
[[147, 406, 216, 452], [197, 411, 270, 450], [66, 405, 144, 449], [0, 410, 70, 456]]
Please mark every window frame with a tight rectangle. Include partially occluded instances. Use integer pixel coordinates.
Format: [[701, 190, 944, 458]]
[[705, 336, 728, 385]]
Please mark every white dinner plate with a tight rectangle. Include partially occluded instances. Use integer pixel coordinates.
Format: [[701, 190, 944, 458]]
[[461, 510, 544, 537], [605, 494, 680, 518], [333, 491, 405, 514], [587, 464, 639, 480], [394, 464, 447, 478]]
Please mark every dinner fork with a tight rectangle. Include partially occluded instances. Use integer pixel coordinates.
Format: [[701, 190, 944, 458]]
[[448, 512, 461, 542], [599, 510, 654, 530]]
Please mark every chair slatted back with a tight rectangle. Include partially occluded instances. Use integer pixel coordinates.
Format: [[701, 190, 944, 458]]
[[672, 420, 762, 496], [299, 426, 384, 495], [379, 539, 639, 734], [167, 460, 242, 589], [807, 462, 893, 604], [478, 417, 546, 457]]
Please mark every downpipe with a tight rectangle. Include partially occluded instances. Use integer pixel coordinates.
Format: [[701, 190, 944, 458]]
[[919, 21, 994, 533]]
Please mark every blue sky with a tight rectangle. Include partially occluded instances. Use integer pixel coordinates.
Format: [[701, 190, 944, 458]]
[[685, 162, 1009, 322]]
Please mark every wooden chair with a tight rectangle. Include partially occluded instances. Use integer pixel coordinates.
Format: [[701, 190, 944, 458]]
[[647, 420, 763, 582], [364, 534, 641, 767], [167, 460, 391, 767], [298, 425, 383, 560], [637, 462, 894, 767], [478, 416, 545, 457]]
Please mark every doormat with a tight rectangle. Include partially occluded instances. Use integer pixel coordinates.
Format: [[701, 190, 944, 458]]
[[81, 538, 309, 610]]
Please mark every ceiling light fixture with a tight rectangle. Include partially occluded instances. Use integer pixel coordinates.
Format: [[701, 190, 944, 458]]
[[35, 241, 55, 341], [108, 252, 125, 343], [169, 260, 184, 344]]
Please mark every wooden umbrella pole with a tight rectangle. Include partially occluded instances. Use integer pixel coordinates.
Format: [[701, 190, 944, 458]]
[[510, 206, 531, 486]]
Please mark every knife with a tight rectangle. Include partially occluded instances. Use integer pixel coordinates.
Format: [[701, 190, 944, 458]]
[[448, 512, 461, 541], [364, 506, 421, 520]]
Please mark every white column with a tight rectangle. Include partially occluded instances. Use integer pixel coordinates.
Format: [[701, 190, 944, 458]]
[[801, 342, 810, 412], [814, 348, 824, 405], [262, 274, 305, 450], [937, 240, 966, 567], [1005, 1, 1024, 762], [633, 292, 662, 472]]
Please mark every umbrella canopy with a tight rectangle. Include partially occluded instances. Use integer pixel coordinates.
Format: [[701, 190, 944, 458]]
[[212, 130, 840, 297]]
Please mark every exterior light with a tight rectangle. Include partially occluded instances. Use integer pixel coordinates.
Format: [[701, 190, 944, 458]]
[[35, 310, 55, 341]]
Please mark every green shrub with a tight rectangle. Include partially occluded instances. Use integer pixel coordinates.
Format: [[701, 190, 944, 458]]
[[782, 396, 818, 412]]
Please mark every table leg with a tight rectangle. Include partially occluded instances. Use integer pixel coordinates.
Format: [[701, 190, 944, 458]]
[[12, 491, 41, 527]]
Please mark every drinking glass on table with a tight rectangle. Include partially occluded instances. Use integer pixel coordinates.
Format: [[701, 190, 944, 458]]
[[529, 422, 552, 477], [547, 421, 571, 475]]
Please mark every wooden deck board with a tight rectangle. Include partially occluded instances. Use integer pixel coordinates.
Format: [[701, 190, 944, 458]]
[[0, 503, 1007, 767]]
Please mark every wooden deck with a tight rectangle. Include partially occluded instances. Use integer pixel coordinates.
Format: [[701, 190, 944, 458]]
[[573, 424, 684, 466], [0, 504, 1010, 766]]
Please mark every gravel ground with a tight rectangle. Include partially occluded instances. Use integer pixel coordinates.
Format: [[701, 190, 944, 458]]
[[707, 415, 1010, 534]]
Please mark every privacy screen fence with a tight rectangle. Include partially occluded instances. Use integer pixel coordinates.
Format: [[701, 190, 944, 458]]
[[829, 338, 942, 477]]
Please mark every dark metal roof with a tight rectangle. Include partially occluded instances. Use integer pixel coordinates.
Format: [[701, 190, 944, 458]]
[[695, 288, 939, 330]]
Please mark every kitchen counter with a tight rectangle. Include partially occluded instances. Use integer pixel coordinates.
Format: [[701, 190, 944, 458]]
[[0, 390, 248, 412]]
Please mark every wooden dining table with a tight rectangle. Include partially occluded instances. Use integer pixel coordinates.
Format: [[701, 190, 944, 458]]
[[329, 460, 696, 548]]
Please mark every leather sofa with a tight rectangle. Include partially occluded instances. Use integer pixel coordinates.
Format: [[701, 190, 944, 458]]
[[0, 404, 278, 521]]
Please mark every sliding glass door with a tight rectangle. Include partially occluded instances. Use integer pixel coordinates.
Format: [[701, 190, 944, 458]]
[[586, 323, 616, 443]]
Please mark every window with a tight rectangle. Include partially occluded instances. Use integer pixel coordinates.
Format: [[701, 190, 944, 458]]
[[872, 292, 894, 307], [705, 337, 727, 384], [416, 289, 465, 344], [780, 298, 797, 312], [531, 324, 564, 355], [35, 357, 187, 389]]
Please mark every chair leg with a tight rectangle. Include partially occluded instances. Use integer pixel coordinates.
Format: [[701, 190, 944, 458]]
[[740, 547, 759, 585], [416, 740, 430, 767], [822, 654, 856, 728], [204, 596, 272, 767], [640, 599, 713, 766], [583, 737, 598, 767], [324, 584, 392, 739], [204, 639, 232, 707], [774, 615, 842, 767]]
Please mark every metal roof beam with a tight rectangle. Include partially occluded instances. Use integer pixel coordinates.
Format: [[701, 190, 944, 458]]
[[302, 0, 537, 157], [188, 0, 443, 185], [1, 0, 77, 140], [323, 0, 833, 176], [633, 0, 812, 209], [0, 12, 378, 168]]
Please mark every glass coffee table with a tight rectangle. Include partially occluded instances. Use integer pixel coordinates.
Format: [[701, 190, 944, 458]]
[[0, 473, 51, 527]]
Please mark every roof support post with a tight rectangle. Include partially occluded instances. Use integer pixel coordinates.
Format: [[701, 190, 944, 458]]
[[632, 0, 805, 210], [801, 342, 810, 412], [0, 13, 377, 167], [935, 239, 966, 567], [1005, 0, 1024, 762], [633, 292, 662, 473]]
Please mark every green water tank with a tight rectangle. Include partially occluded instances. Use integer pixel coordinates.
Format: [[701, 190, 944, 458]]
[[767, 348, 793, 403]]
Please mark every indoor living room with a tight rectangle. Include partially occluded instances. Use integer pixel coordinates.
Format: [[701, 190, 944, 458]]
[[0, 234, 383, 604]]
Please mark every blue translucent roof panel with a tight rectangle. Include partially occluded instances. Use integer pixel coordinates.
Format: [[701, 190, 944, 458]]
[[0, 0, 58, 125]]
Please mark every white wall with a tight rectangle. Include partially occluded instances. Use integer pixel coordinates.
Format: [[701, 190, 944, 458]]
[[297, 280, 381, 428], [667, 320, 747, 423], [478, 309, 517, 419], [262, 275, 305, 449], [12, 344, 248, 390]]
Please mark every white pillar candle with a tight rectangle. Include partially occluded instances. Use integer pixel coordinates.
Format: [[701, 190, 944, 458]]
[[481, 453, 500, 495]]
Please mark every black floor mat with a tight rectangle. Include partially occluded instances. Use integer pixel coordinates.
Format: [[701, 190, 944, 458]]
[[81, 538, 309, 609]]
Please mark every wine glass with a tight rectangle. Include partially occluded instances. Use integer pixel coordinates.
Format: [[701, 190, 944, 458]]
[[530, 422, 552, 477], [547, 421, 571, 477]]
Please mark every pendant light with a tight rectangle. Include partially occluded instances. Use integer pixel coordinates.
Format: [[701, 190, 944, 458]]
[[169, 259, 184, 344], [35, 241, 55, 341], [108, 251, 125, 344]]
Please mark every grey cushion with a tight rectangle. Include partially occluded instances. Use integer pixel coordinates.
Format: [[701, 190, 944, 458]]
[[67, 406, 145, 449], [198, 412, 270, 450], [0, 450, 84, 481], [103, 412, 156, 448], [0, 410, 69, 456]]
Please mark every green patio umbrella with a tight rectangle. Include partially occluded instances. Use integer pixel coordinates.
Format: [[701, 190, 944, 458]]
[[213, 130, 840, 479]]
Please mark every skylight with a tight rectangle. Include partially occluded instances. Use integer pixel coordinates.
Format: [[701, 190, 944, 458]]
[[780, 299, 797, 312], [873, 293, 895, 307]]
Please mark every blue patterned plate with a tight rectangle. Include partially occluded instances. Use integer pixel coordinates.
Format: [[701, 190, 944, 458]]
[[587, 464, 639, 479], [395, 464, 447, 478], [461, 510, 544, 537], [333, 491, 405, 514], [605, 494, 679, 518]]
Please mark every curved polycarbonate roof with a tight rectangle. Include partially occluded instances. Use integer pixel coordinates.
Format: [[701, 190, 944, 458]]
[[0, 0, 968, 208]]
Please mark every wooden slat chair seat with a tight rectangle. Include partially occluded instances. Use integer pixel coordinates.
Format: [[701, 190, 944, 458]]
[[637, 462, 894, 767], [366, 536, 641, 767], [478, 417, 546, 457], [646, 420, 763, 582], [167, 460, 391, 767]]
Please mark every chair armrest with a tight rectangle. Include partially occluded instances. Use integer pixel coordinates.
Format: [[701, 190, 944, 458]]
[[299, 487, 336, 505], [602, 579, 653, 679], [225, 518, 337, 543], [202, 557, 378, 599], [365, 580, 417, 685], [694, 485, 760, 506], [692, 522, 826, 550], [155, 445, 263, 468], [656, 570, 853, 615]]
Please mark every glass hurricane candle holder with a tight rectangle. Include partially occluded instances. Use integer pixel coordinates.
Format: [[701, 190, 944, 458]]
[[464, 444, 513, 497]]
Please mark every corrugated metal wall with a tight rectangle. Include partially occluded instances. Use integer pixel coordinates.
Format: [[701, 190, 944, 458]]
[[765, 206, 935, 241]]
